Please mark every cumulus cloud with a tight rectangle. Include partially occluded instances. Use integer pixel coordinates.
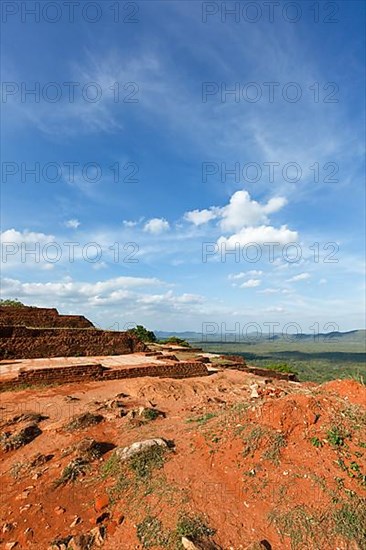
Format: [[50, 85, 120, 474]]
[[65, 219, 80, 229], [0, 276, 207, 328], [218, 225, 298, 248], [240, 279, 261, 288], [219, 191, 287, 232], [184, 190, 287, 232], [144, 218, 170, 234], [228, 270, 263, 280], [287, 272, 311, 282], [184, 208, 218, 226], [1, 229, 57, 269]]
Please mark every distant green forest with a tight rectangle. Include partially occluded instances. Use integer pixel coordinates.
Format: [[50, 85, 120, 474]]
[[196, 336, 366, 384]]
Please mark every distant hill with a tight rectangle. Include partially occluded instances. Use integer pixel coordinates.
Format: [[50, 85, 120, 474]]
[[155, 329, 366, 345]]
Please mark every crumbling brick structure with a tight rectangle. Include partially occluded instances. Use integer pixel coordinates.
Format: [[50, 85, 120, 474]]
[[0, 306, 93, 328], [0, 306, 145, 359], [0, 361, 209, 391]]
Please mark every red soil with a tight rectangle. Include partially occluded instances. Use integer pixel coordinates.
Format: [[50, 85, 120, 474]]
[[0, 372, 365, 550]]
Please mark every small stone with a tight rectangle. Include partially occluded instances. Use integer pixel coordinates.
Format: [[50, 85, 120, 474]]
[[19, 505, 31, 513], [114, 438, 168, 462], [94, 495, 109, 513], [68, 534, 92, 550], [15, 491, 29, 501], [90, 526, 105, 547], [54, 506, 66, 515], [96, 512, 110, 524], [117, 514, 125, 525], [70, 516, 82, 528], [5, 543, 18, 550], [2, 523, 15, 533]]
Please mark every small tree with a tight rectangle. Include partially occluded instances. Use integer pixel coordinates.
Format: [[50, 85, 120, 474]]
[[0, 298, 25, 307], [129, 325, 157, 343]]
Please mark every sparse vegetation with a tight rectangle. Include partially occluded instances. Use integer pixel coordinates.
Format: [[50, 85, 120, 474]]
[[175, 513, 216, 539], [186, 413, 217, 426], [327, 426, 346, 447], [128, 444, 167, 479], [141, 407, 161, 421], [65, 412, 104, 431], [263, 432, 287, 464], [242, 426, 266, 458], [333, 496, 366, 546], [53, 457, 89, 487], [269, 504, 330, 549], [0, 424, 42, 452], [310, 436, 323, 448], [101, 453, 120, 479], [137, 516, 166, 548]]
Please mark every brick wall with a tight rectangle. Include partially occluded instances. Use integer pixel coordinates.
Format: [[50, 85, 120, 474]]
[[219, 362, 298, 381], [0, 361, 209, 391], [0, 325, 146, 359], [0, 306, 93, 329]]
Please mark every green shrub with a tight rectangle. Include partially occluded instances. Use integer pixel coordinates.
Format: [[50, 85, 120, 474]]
[[263, 362, 298, 374], [159, 336, 190, 347], [128, 325, 157, 343], [0, 298, 25, 307]]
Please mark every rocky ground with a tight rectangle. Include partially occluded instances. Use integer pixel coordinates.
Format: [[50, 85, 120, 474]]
[[0, 352, 365, 550]]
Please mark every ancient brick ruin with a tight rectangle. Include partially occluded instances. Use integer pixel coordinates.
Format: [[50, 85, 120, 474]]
[[0, 306, 211, 389], [0, 306, 93, 329], [0, 360, 209, 391], [0, 306, 145, 360]]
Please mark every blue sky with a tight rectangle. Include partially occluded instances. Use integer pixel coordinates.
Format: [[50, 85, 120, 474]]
[[1, 0, 365, 334]]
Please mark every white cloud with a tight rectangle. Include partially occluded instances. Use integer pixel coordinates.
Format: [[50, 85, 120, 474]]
[[65, 219, 81, 229], [1, 228, 55, 245], [218, 225, 298, 248], [229, 270, 263, 281], [123, 219, 143, 228], [184, 208, 218, 226], [240, 279, 261, 288], [144, 218, 170, 234], [259, 288, 280, 294], [219, 191, 287, 232], [1, 229, 57, 270], [184, 190, 287, 232], [287, 272, 311, 282], [0, 276, 208, 329]]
